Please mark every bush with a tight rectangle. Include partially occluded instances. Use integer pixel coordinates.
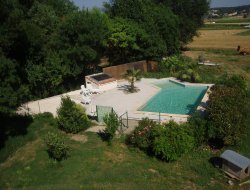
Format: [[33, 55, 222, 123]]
[[188, 114, 208, 146], [160, 55, 186, 75], [206, 84, 247, 145], [128, 118, 157, 151], [44, 132, 69, 161], [57, 96, 90, 133], [151, 121, 194, 161], [178, 68, 201, 83], [103, 112, 119, 145]]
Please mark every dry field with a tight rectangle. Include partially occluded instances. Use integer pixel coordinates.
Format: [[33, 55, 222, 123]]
[[188, 29, 250, 49]]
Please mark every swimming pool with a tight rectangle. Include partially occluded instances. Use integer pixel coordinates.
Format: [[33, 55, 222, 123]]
[[139, 80, 208, 115]]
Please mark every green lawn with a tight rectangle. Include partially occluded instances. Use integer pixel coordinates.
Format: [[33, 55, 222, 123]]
[[1, 115, 250, 189], [213, 18, 250, 23], [201, 24, 245, 30], [237, 30, 250, 36]]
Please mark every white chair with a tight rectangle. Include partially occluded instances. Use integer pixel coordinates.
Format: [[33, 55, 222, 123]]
[[81, 85, 91, 95], [86, 84, 102, 94], [81, 95, 91, 104]]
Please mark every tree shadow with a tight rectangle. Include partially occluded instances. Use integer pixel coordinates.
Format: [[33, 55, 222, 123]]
[[117, 84, 140, 94], [209, 156, 222, 169], [208, 138, 224, 150], [0, 113, 33, 150], [97, 130, 108, 142]]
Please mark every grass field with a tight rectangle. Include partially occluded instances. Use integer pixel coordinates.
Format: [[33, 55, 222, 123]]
[[188, 29, 250, 49], [237, 30, 250, 36], [211, 17, 250, 23], [202, 24, 246, 30]]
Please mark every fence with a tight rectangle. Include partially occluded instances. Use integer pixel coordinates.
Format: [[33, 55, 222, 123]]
[[103, 60, 158, 79], [96, 105, 114, 122]]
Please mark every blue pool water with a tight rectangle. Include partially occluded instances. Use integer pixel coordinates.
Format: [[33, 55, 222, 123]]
[[140, 80, 208, 115]]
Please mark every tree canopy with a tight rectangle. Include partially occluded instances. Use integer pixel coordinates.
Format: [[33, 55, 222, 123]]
[[0, 0, 209, 113]]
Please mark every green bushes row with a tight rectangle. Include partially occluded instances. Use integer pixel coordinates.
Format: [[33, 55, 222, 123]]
[[128, 119, 194, 162]]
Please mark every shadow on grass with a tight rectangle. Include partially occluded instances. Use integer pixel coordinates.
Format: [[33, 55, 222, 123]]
[[0, 113, 33, 150], [209, 157, 222, 169], [97, 131, 109, 142]]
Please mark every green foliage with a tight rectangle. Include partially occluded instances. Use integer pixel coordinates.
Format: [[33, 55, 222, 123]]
[[103, 112, 119, 145], [178, 68, 201, 83], [44, 132, 69, 161], [123, 68, 142, 92], [207, 84, 247, 145], [57, 96, 90, 134], [105, 0, 181, 59], [105, 18, 148, 64], [0, 54, 28, 113], [151, 121, 194, 161], [188, 114, 208, 146], [128, 118, 157, 151], [160, 55, 186, 75], [153, 0, 209, 44], [218, 75, 247, 94], [237, 30, 250, 36], [128, 119, 194, 161]]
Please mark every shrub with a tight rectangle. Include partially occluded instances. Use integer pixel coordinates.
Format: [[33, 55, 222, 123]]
[[178, 68, 201, 83], [57, 96, 90, 133], [128, 118, 157, 151], [206, 84, 247, 145], [188, 114, 208, 146], [44, 132, 69, 161], [151, 121, 194, 161], [160, 55, 186, 75], [103, 112, 119, 145]]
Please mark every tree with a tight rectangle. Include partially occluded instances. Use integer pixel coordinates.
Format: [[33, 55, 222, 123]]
[[57, 96, 90, 133], [123, 69, 142, 92], [206, 84, 247, 145], [105, 0, 180, 59], [0, 54, 28, 113], [103, 112, 119, 145], [105, 18, 148, 64], [153, 0, 209, 44]]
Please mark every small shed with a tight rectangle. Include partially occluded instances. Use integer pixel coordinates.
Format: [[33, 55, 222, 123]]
[[220, 150, 250, 180]]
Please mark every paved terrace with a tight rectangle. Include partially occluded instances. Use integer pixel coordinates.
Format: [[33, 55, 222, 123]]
[[18, 78, 213, 124]]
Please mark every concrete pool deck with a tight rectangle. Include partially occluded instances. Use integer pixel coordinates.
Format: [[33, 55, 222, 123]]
[[18, 78, 213, 124]]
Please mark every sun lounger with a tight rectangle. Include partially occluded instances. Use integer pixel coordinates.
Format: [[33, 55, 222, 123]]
[[86, 84, 102, 94], [81, 95, 91, 104]]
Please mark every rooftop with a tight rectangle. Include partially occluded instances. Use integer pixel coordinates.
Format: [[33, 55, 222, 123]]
[[220, 150, 250, 169]]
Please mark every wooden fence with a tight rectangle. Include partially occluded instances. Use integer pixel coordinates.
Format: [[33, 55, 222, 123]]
[[102, 60, 158, 79]]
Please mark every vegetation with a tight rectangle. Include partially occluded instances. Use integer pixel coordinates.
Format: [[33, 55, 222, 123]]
[[123, 68, 142, 92], [145, 55, 201, 83], [237, 30, 250, 36], [128, 118, 157, 151], [201, 24, 245, 30], [2, 1, 250, 189], [57, 96, 90, 133], [44, 132, 69, 161], [151, 121, 194, 161], [103, 112, 119, 145], [128, 119, 194, 162], [214, 18, 250, 23], [206, 76, 247, 145]]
